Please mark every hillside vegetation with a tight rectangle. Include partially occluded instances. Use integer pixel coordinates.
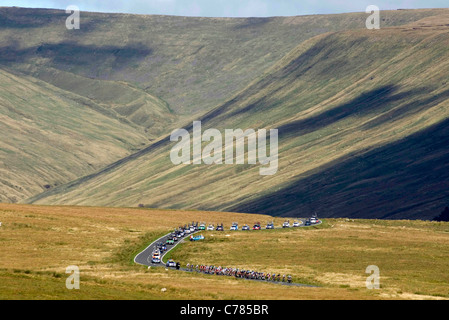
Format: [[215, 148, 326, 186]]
[[5, 7, 438, 203], [1, 7, 442, 118], [28, 12, 449, 220], [0, 67, 148, 203]]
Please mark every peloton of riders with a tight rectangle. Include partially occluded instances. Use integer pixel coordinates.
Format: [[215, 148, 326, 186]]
[[184, 263, 293, 283]]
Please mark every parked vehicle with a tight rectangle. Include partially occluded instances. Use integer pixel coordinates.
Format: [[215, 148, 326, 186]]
[[282, 221, 290, 228], [230, 222, 238, 231], [253, 222, 261, 230], [166, 237, 174, 245], [216, 224, 224, 231], [199, 222, 206, 230], [207, 224, 214, 231], [293, 221, 301, 227], [266, 222, 274, 229], [242, 224, 250, 231]]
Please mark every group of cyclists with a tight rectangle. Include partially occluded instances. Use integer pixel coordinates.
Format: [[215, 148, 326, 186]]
[[151, 221, 301, 284], [185, 264, 293, 283]]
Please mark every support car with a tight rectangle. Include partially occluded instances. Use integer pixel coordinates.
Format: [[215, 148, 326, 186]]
[[166, 259, 176, 268], [266, 222, 274, 229]]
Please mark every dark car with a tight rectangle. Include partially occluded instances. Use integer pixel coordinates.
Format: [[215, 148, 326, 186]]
[[253, 223, 261, 230], [216, 224, 224, 231]]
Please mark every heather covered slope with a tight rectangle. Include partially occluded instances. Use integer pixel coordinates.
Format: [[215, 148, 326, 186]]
[[1, 7, 445, 119], [0, 67, 148, 202], [28, 13, 449, 219]]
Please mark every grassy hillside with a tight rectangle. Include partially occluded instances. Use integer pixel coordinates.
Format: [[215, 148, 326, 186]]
[[29, 12, 449, 220], [1, 204, 448, 300], [0, 67, 150, 203], [4, 7, 446, 208], [1, 7, 445, 118]]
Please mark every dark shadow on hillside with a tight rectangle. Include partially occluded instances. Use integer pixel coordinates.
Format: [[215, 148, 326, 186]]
[[0, 41, 152, 72], [233, 17, 273, 30], [277, 85, 432, 139], [361, 88, 449, 130], [0, 7, 67, 29], [0, 7, 101, 32], [231, 117, 449, 220]]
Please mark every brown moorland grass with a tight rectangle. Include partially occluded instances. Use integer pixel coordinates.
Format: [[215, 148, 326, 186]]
[[0, 204, 448, 300]]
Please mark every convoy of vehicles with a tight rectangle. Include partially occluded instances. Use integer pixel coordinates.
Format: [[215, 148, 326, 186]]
[[169, 217, 318, 240], [148, 217, 320, 285]]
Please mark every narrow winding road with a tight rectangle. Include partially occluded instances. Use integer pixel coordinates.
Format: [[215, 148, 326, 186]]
[[134, 220, 321, 287]]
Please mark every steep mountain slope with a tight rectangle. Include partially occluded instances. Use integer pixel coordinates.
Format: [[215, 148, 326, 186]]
[[2, 7, 447, 208], [28, 12, 449, 219], [1, 6, 445, 120], [0, 67, 148, 202]]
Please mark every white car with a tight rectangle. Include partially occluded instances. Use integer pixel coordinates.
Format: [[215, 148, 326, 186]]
[[166, 259, 176, 268], [293, 221, 301, 227], [190, 226, 195, 232], [207, 224, 214, 231], [230, 224, 238, 231], [310, 217, 317, 224], [242, 224, 250, 231], [152, 251, 161, 263], [282, 221, 290, 228], [184, 228, 191, 234], [266, 223, 274, 229]]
